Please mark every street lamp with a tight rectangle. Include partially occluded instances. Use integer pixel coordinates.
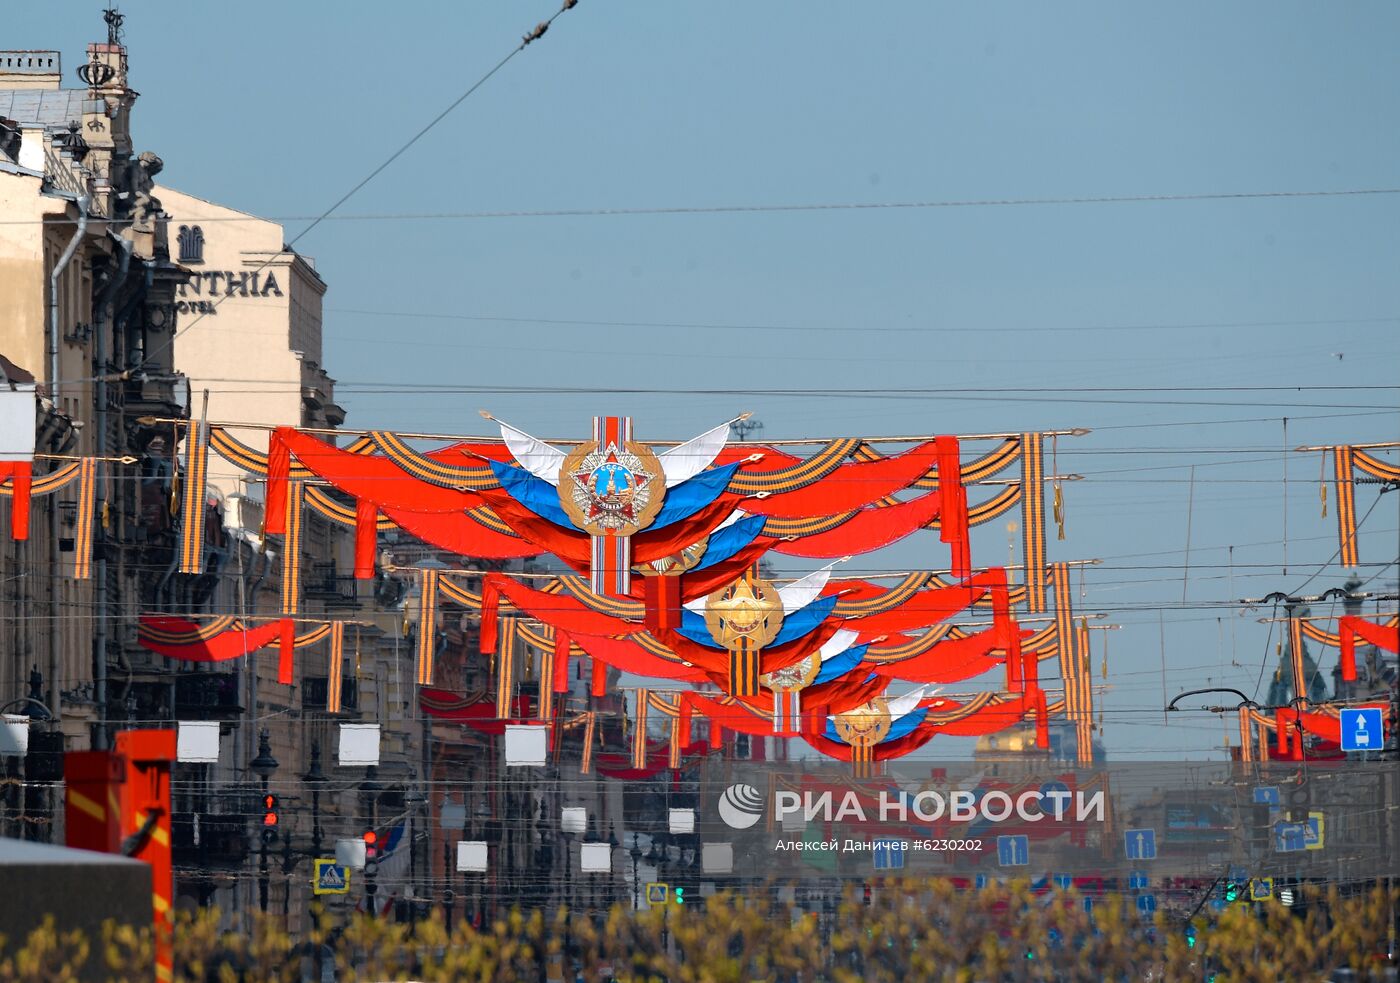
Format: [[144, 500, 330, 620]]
[[628, 834, 642, 911], [248, 729, 279, 914], [303, 741, 327, 859]]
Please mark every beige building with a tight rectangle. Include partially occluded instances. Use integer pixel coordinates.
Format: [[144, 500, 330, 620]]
[[1, 22, 421, 923], [0, 35, 186, 752], [155, 187, 344, 498]]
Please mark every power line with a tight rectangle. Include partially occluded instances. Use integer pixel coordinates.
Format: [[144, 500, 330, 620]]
[[139, 0, 581, 370]]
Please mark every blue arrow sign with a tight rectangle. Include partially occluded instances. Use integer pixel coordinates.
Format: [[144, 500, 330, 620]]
[[1053, 873, 1073, 890], [1124, 828, 1157, 860], [872, 838, 905, 871], [1339, 707, 1384, 753], [1128, 870, 1150, 891], [974, 873, 988, 889], [1252, 786, 1280, 806], [1274, 822, 1306, 853], [996, 834, 1029, 867], [1136, 894, 1157, 914]]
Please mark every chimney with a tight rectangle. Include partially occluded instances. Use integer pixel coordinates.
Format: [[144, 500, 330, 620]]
[[0, 51, 62, 89]]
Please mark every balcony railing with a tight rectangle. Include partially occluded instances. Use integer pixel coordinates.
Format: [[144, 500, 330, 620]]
[[301, 676, 359, 712], [174, 672, 242, 717]]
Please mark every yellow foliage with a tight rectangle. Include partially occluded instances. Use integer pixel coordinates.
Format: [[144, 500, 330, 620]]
[[0, 881, 1393, 981]]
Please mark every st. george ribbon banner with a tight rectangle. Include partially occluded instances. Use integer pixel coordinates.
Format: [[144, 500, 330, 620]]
[[665, 760, 1398, 882]]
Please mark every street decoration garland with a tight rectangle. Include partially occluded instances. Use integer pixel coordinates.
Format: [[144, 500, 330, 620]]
[[128, 411, 1095, 770]]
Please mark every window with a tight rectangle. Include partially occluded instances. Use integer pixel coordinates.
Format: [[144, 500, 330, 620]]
[[177, 225, 204, 265]]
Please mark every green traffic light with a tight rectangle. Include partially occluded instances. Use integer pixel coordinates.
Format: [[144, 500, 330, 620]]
[[1223, 882, 1240, 902], [674, 887, 685, 905]]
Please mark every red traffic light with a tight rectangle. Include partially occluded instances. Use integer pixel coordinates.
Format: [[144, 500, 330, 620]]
[[364, 829, 378, 858], [262, 793, 279, 827]]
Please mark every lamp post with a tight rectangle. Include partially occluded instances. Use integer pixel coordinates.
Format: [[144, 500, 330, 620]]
[[303, 741, 327, 859], [248, 729, 279, 914], [628, 834, 642, 912]]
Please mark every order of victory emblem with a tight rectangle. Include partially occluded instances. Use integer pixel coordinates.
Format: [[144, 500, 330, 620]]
[[559, 439, 665, 537]]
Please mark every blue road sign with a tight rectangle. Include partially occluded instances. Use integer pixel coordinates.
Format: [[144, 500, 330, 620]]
[[974, 874, 988, 889], [1082, 897, 1094, 913], [996, 834, 1029, 867], [313, 860, 350, 895], [1340, 707, 1384, 753], [1304, 812, 1325, 850], [1128, 870, 1150, 891], [1053, 873, 1073, 890], [1274, 822, 1306, 853], [1250, 877, 1273, 901], [1136, 894, 1157, 914], [1253, 786, 1280, 806], [1124, 828, 1157, 861], [872, 838, 906, 871]]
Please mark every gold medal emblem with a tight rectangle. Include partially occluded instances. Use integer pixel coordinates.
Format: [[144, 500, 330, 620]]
[[834, 697, 892, 748], [705, 575, 784, 650]]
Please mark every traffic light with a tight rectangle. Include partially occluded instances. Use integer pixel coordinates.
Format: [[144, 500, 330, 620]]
[[674, 886, 685, 905], [1223, 881, 1241, 903], [261, 794, 279, 844], [363, 830, 379, 872], [1185, 924, 1197, 949]]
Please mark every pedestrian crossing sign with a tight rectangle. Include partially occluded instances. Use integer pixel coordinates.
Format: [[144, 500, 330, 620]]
[[314, 859, 351, 895]]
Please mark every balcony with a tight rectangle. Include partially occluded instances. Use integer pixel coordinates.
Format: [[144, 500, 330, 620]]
[[172, 809, 250, 867], [174, 672, 242, 719], [306, 562, 360, 608], [301, 676, 359, 713]]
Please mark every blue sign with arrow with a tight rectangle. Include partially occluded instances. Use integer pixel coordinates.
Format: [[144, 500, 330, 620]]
[[1274, 822, 1306, 853], [1124, 828, 1157, 860], [1339, 707, 1384, 753], [1252, 786, 1280, 806], [872, 838, 906, 870], [996, 834, 1029, 867]]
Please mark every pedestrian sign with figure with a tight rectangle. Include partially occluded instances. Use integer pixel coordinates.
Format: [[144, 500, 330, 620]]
[[313, 859, 350, 895]]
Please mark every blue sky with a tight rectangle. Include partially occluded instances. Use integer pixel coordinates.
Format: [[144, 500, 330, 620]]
[[12, 2, 1400, 757]]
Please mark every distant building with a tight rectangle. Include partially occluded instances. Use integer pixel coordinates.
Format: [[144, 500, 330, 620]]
[[974, 718, 1105, 772]]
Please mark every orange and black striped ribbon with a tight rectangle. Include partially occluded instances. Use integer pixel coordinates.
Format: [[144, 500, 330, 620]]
[[1021, 433, 1048, 613], [1074, 619, 1094, 765], [1237, 707, 1253, 762], [537, 643, 555, 722], [1333, 446, 1359, 568], [581, 711, 597, 775], [1289, 617, 1307, 707], [279, 480, 304, 616], [178, 420, 210, 573], [1051, 562, 1079, 703], [496, 616, 516, 716], [72, 457, 97, 580], [416, 569, 440, 686], [327, 621, 346, 712], [851, 744, 874, 779], [728, 637, 762, 698], [668, 716, 682, 769], [631, 688, 649, 769]]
